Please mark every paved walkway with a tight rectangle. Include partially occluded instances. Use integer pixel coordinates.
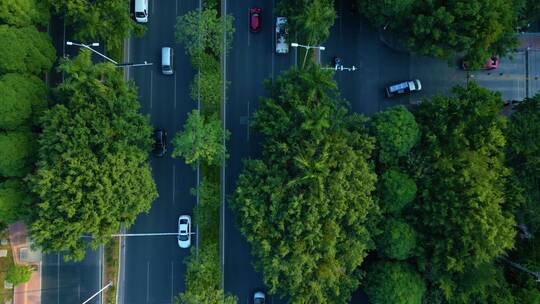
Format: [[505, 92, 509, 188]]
[[9, 222, 41, 304]]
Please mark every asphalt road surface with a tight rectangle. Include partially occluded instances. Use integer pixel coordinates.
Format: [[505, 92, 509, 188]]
[[41, 249, 102, 304], [223, 0, 293, 303], [121, 0, 198, 303]]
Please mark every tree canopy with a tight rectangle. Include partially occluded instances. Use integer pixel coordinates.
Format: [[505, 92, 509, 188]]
[[360, 0, 520, 66], [377, 218, 417, 260], [0, 73, 47, 130], [48, 0, 144, 55], [0, 130, 37, 177], [278, 0, 336, 44], [233, 67, 378, 303], [28, 50, 157, 261], [171, 110, 229, 167], [364, 261, 426, 304], [0, 0, 49, 27], [0, 179, 32, 224], [411, 82, 515, 291], [0, 25, 55, 74], [505, 95, 540, 234], [378, 169, 416, 214], [5, 265, 32, 286], [371, 105, 419, 165]]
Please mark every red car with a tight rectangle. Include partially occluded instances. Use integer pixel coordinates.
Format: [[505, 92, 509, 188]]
[[250, 7, 261, 32], [462, 56, 499, 70]]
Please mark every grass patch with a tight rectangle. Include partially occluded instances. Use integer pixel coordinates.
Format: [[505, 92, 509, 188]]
[[0, 231, 14, 304], [104, 238, 119, 304]]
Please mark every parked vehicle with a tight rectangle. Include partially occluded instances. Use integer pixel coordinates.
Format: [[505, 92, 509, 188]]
[[153, 129, 167, 157], [462, 56, 499, 70], [275, 17, 289, 54], [134, 0, 148, 23], [253, 291, 265, 304], [250, 7, 262, 32], [385, 79, 422, 98], [161, 47, 174, 75], [177, 215, 191, 248]]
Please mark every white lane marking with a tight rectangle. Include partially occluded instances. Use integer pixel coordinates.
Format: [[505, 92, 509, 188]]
[[150, 72, 154, 109], [271, 0, 276, 80], [247, 9, 250, 47], [170, 261, 174, 303], [146, 261, 150, 304], [172, 165, 176, 205]]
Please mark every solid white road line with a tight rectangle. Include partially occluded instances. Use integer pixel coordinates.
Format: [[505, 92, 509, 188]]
[[174, 73, 177, 110], [56, 254, 60, 304], [170, 261, 174, 303]]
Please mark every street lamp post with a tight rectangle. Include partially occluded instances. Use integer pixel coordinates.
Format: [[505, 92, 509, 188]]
[[66, 41, 153, 68], [291, 43, 326, 68]]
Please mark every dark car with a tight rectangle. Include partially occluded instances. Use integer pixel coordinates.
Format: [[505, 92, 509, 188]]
[[250, 7, 262, 32], [462, 56, 499, 70], [385, 79, 422, 98], [153, 129, 167, 157]]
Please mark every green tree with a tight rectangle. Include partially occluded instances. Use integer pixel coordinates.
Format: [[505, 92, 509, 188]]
[[190, 53, 222, 108], [364, 261, 426, 304], [292, 0, 336, 44], [175, 9, 234, 58], [177, 244, 237, 304], [377, 218, 417, 260], [0, 179, 32, 224], [0, 25, 55, 74], [361, 0, 520, 66], [0, 73, 47, 130], [233, 67, 378, 303], [171, 110, 229, 167], [379, 169, 417, 214], [5, 265, 32, 286], [371, 105, 419, 165], [0, 130, 37, 177], [412, 82, 515, 275], [0, 0, 49, 27], [506, 96, 540, 234], [29, 50, 157, 261], [49, 0, 144, 56], [357, 0, 414, 28], [191, 178, 220, 248]]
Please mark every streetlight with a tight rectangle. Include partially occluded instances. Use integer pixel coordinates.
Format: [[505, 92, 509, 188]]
[[291, 43, 326, 68], [66, 41, 153, 68], [66, 41, 118, 65]]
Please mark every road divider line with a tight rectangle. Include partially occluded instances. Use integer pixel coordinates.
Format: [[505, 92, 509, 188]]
[[170, 261, 174, 303], [172, 165, 176, 205], [146, 261, 150, 304], [150, 72, 154, 109]]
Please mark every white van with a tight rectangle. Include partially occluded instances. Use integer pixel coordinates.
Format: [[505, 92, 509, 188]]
[[135, 0, 148, 23], [161, 47, 174, 75]]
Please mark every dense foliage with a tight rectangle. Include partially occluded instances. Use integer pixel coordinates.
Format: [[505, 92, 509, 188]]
[[0, 25, 55, 74], [49, 0, 143, 56], [5, 265, 32, 286], [364, 261, 426, 304], [411, 82, 516, 300], [359, 0, 520, 67], [0, 179, 32, 224], [505, 96, 540, 234], [233, 67, 378, 303], [278, 0, 335, 44], [377, 218, 417, 260], [0, 73, 47, 130], [28, 50, 157, 261], [378, 169, 416, 214], [0, 131, 37, 177], [0, 0, 49, 27], [371, 105, 419, 165], [171, 110, 229, 167]]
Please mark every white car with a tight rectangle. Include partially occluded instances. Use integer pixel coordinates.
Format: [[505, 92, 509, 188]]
[[254, 291, 265, 304], [178, 215, 191, 248]]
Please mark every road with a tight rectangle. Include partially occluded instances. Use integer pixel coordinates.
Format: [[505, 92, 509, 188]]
[[121, 0, 198, 303], [223, 0, 293, 303]]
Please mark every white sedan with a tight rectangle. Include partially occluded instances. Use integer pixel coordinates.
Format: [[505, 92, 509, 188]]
[[178, 215, 191, 248]]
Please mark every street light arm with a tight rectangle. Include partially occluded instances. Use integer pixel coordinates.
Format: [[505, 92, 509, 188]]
[[66, 41, 118, 65]]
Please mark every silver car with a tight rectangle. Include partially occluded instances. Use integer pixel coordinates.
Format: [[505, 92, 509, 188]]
[[178, 215, 191, 248], [254, 291, 265, 304]]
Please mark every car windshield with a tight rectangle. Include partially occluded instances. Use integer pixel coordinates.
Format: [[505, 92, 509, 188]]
[[135, 12, 145, 18], [179, 234, 188, 241]]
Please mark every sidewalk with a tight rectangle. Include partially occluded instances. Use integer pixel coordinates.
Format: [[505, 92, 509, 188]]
[[8, 222, 42, 304]]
